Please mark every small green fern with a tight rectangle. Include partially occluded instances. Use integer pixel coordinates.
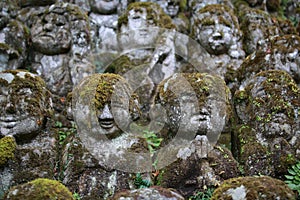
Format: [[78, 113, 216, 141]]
[[285, 162, 300, 194], [134, 173, 152, 189], [188, 188, 215, 200]]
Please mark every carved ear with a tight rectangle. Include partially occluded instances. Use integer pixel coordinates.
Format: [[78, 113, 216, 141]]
[[43, 89, 54, 118], [130, 94, 141, 121]]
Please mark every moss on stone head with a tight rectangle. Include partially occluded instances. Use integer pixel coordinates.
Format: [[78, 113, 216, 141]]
[[4, 178, 74, 200], [211, 176, 295, 199], [77, 73, 140, 118], [270, 34, 300, 54], [240, 70, 299, 129], [192, 4, 241, 39], [0, 70, 53, 117], [0, 136, 16, 167], [117, 2, 176, 30], [157, 73, 231, 114]]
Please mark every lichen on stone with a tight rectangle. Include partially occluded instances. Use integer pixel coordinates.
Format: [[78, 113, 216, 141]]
[[211, 176, 296, 199], [0, 136, 16, 167]]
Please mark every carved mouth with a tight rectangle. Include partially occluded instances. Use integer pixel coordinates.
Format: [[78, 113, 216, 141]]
[[99, 120, 115, 129], [0, 116, 27, 128], [138, 29, 149, 37]]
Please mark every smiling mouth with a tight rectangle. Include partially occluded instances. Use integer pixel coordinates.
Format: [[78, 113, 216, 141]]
[[99, 120, 115, 129]]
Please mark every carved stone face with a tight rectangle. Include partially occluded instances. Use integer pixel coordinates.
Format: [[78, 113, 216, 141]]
[[0, 70, 52, 141], [193, 5, 239, 55], [0, 18, 28, 70], [126, 7, 158, 46], [235, 70, 300, 141], [153, 0, 180, 17], [89, 0, 119, 14], [240, 9, 280, 55], [197, 17, 234, 55], [90, 74, 140, 139], [118, 3, 170, 48], [31, 8, 72, 55], [155, 73, 230, 144]]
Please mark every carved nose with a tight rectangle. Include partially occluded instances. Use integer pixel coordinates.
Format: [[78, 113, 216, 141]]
[[99, 104, 113, 120], [5, 103, 16, 114], [43, 23, 53, 31]]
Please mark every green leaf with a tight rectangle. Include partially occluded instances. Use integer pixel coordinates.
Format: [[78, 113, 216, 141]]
[[285, 175, 295, 180], [288, 168, 297, 175]]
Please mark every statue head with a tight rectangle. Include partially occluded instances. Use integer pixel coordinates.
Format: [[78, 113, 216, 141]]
[[0, 70, 52, 142], [191, 4, 242, 55]]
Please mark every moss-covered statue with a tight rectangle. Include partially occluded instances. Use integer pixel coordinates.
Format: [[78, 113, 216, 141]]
[[62, 73, 153, 199], [237, 7, 282, 56], [149, 73, 238, 197], [234, 70, 300, 178], [233, 0, 287, 17], [0, 0, 29, 71], [0, 70, 52, 141], [148, 0, 189, 34], [232, 34, 300, 92], [190, 4, 245, 79], [211, 176, 295, 199], [88, 0, 127, 52], [103, 2, 178, 114], [3, 178, 74, 200], [0, 70, 57, 199], [189, 0, 234, 29], [27, 2, 95, 97]]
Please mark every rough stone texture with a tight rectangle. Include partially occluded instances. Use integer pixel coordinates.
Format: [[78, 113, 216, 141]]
[[0, 131, 58, 199], [3, 178, 73, 200], [234, 34, 300, 91], [190, 4, 245, 79], [0, 0, 299, 199], [237, 6, 282, 56], [111, 186, 185, 200], [64, 73, 151, 199], [27, 2, 95, 97], [233, 70, 300, 178], [157, 143, 239, 198], [0, 1, 29, 71], [0, 70, 53, 140], [154, 72, 232, 143], [211, 176, 296, 200]]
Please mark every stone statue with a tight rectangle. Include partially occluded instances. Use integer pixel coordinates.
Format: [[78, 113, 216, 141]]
[[28, 2, 94, 97], [190, 4, 245, 78], [234, 70, 300, 178], [149, 0, 190, 34], [0, 70, 52, 142], [235, 34, 300, 91], [237, 7, 281, 56], [0, 0, 29, 70], [89, 0, 126, 53]]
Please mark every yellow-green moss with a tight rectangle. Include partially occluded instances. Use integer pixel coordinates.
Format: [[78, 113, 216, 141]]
[[4, 178, 74, 200], [157, 73, 231, 114], [77, 73, 140, 117], [211, 176, 295, 199], [0, 70, 53, 117], [0, 136, 16, 167]]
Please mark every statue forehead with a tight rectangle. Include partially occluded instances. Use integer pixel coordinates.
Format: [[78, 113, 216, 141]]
[[0, 71, 44, 92], [128, 7, 147, 16]]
